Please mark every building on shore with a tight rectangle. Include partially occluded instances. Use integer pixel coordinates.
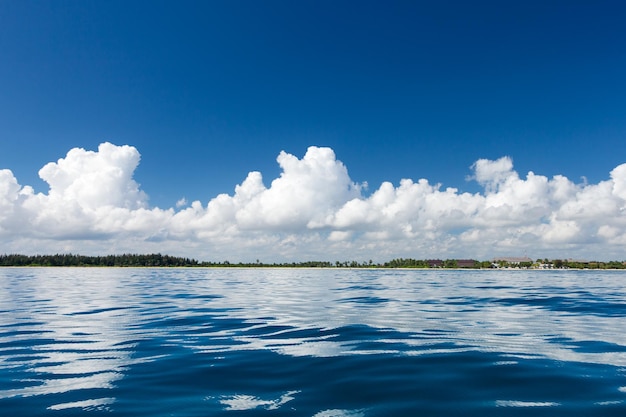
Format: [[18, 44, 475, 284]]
[[457, 259, 478, 268], [427, 259, 444, 268]]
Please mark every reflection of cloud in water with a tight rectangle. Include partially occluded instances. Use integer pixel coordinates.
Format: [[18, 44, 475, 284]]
[[216, 390, 299, 411], [47, 397, 116, 411], [313, 409, 365, 417], [195, 269, 626, 367], [0, 268, 141, 410], [274, 340, 357, 357], [496, 400, 560, 407], [3, 267, 626, 414], [0, 372, 123, 399]]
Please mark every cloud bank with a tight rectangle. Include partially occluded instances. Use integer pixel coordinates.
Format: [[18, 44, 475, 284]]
[[1, 142, 626, 261]]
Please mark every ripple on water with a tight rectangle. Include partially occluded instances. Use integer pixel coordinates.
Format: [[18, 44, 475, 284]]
[[1, 268, 626, 416]]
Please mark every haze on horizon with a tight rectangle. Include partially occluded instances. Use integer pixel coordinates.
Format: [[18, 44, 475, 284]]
[[1, 142, 626, 263]]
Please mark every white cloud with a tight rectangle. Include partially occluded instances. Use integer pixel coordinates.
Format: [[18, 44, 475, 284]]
[[1, 142, 626, 261], [232, 147, 362, 230], [38, 142, 147, 210], [0, 169, 23, 232], [175, 198, 188, 208], [470, 156, 516, 193]]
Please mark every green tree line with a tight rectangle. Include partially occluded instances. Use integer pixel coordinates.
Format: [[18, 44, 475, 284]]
[[1, 254, 625, 269], [0, 253, 199, 267]]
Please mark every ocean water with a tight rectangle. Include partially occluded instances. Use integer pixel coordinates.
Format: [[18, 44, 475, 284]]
[[1, 268, 626, 416]]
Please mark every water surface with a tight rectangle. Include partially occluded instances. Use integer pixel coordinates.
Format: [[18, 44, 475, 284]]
[[1, 268, 625, 416]]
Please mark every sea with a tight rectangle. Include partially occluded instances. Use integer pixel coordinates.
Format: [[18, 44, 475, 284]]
[[1, 267, 626, 416]]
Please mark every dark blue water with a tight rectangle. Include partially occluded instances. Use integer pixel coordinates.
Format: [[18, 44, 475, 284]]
[[1, 268, 626, 416]]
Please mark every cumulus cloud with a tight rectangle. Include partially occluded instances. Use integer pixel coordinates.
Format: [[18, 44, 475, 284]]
[[470, 156, 516, 193], [1, 142, 626, 261], [37, 142, 147, 210]]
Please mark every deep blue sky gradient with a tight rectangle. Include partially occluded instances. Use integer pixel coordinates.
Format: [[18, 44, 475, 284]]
[[2, 0, 625, 207]]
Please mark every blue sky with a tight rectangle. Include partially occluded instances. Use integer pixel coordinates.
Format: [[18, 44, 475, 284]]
[[1, 1, 626, 262]]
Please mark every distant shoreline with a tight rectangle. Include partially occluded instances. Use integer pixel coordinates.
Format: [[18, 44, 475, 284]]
[[1, 253, 625, 270], [2, 266, 626, 273]]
